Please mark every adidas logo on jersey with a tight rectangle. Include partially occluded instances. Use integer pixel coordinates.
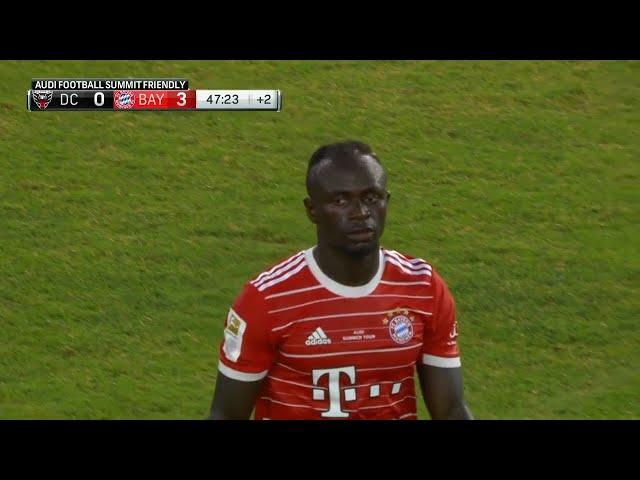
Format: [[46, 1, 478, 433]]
[[305, 327, 332, 346]]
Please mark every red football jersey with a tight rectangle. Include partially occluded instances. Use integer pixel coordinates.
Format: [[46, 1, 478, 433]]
[[218, 247, 461, 420]]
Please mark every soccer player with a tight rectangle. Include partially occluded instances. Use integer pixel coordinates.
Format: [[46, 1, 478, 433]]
[[208, 141, 473, 420]]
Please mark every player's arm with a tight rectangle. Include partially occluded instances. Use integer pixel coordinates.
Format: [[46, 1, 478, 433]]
[[417, 364, 473, 420], [208, 373, 264, 420], [207, 283, 275, 420], [420, 268, 473, 420]]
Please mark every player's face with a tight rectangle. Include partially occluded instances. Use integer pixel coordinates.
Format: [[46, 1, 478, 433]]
[[306, 155, 389, 256]]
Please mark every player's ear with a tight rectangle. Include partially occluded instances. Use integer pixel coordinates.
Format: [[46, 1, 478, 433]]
[[303, 197, 318, 224], [386, 190, 391, 203]]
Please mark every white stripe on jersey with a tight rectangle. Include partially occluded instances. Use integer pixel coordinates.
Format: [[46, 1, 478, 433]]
[[274, 362, 311, 376], [422, 354, 461, 368], [384, 249, 431, 266], [267, 294, 433, 314], [340, 376, 415, 390], [356, 395, 416, 411], [259, 397, 327, 411], [384, 256, 432, 276], [399, 412, 418, 419], [257, 261, 308, 292], [217, 361, 269, 382], [251, 251, 304, 285], [384, 251, 431, 271], [384, 257, 432, 273], [279, 343, 421, 359], [316, 325, 400, 334], [271, 308, 432, 332], [268, 375, 327, 390], [266, 374, 414, 393], [260, 396, 355, 413], [379, 280, 431, 286], [265, 284, 324, 299], [358, 361, 417, 372], [253, 254, 306, 288], [385, 250, 432, 267]]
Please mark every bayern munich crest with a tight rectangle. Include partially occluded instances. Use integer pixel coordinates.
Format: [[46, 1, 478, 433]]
[[32, 90, 53, 110], [386, 309, 414, 344], [113, 90, 135, 109]]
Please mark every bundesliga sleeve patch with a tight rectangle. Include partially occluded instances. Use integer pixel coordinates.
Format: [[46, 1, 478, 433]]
[[222, 308, 247, 363]]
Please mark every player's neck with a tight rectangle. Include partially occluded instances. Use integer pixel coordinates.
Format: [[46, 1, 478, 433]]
[[312, 244, 380, 287]]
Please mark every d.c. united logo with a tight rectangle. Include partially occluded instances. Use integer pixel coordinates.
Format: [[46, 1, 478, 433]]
[[32, 90, 53, 110], [114, 90, 135, 109], [386, 309, 414, 344]]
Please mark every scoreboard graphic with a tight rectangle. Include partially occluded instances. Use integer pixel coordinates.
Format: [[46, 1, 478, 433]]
[[27, 78, 282, 112]]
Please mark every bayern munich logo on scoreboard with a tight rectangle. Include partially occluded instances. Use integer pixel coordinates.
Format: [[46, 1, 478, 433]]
[[387, 310, 414, 344], [114, 90, 135, 109], [32, 90, 53, 110]]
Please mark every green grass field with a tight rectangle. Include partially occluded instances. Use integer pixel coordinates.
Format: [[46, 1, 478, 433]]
[[0, 61, 637, 419]]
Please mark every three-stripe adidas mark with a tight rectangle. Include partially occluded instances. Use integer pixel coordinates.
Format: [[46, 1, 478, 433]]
[[305, 327, 332, 346]]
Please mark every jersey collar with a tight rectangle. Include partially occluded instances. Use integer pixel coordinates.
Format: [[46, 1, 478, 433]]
[[304, 247, 385, 298]]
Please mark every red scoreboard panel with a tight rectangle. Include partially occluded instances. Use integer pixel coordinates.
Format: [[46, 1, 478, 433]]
[[113, 90, 197, 110]]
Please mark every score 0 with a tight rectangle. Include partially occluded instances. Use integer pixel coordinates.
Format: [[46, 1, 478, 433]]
[[58, 90, 110, 109], [94, 91, 106, 106]]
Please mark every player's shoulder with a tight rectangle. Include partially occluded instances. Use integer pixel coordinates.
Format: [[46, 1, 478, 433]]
[[381, 247, 441, 281], [382, 247, 434, 271], [246, 249, 310, 295]]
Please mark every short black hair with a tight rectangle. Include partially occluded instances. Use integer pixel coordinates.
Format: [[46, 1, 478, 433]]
[[306, 140, 381, 195]]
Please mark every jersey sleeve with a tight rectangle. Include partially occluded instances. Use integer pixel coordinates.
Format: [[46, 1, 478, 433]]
[[421, 268, 462, 368], [218, 281, 276, 382]]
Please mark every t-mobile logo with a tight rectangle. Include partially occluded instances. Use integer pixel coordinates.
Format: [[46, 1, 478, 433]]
[[311, 366, 356, 418]]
